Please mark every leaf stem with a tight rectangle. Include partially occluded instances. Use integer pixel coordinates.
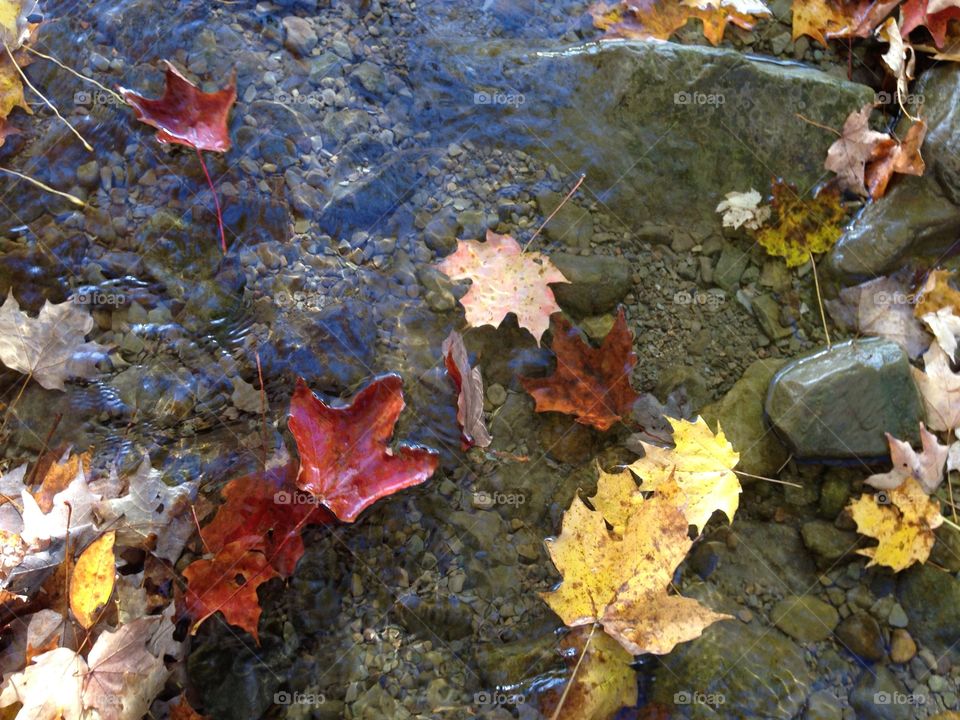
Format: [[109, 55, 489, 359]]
[[196, 148, 227, 253], [810, 254, 831, 348], [0, 166, 86, 207], [524, 173, 585, 253], [550, 624, 597, 720]]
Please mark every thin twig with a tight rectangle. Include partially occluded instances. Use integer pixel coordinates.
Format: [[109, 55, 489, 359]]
[[4, 43, 93, 151], [734, 470, 802, 488], [24, 46, 124, 104], [0, 166, 86, 207], [810, 254, 831, 348], [796, 113, 842, 137], [524, 173, 585, 252], [550, 624, 597, 720], [256, 352, 268, 471], [942, 516, 960, 534], [196, 149, 227, 253]]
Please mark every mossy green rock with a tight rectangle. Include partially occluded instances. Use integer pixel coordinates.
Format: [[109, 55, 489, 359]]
[[765, 338, 923, 459], [702, 358, 787, 476], [899, 563, 960, 658], [772, 596, 839, 642]]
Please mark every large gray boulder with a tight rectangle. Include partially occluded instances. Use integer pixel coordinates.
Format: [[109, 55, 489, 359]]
[[415, 40, 873, 237], [765, 338, 923, 459], [829, 65, 960, 280]]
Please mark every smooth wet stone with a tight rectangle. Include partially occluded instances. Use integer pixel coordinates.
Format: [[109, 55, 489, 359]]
[[805, 690, 843, 720], [801, 520, 858, 564], [282, 16, 318, 55], [430, 40, 873, 236], [829, 65, 960, 280], [701, 358, 787, 476], [549, 253, 631, 317], [835, 612, 885, 662], [772, 595, 839, 642], [536, 191, 593, 249], [765, 338, 923, 459], [899, 564, 960, 658], [654, 588, 813, 719], [849, 666, 913, 720]]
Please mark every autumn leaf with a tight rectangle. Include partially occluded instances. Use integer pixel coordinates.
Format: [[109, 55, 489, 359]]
[[169, 694, 208, 720], [0, 0, 36, 49], [69, 531, 116, 629], [865, 424, 947, 493], [521, 308, 639, 432], [922, 306, 960, 358], [121, 60, 236, 153], [434, 230, 568, 344], [590, 0, 771, 46], [0, 292, 108, 391], [865, 119, 926, 198], [442, 330, 492, 449], [916, 269, 960, 317], [912, 343, 960, 432], [877, 17, 916, 112], [902, 0, 960, 47], [715, 188, 771, 231], [540, 627, 637, 720], [589, 463, 642, 535], [791, 0, 899, 44], [0, 613, 175, 720], [542, 490, 731, 655], [182, 539, 279, 642], [94, 457, 199, 563], [0, 55, 29, 122], [849, 477, 943, 571], [754, 180, 846, 267], [199, 463, 331, 578], [288, 375, 439, 523], [824, 104, 896, 196], [627, 416, 741, 533]]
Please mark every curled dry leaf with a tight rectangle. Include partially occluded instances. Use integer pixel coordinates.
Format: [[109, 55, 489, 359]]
[[901, 0, 960, 48], [849, 477, 943, 571], [921, 306, 960, 358], [865, 424, 947, 493], [627, 416, 741, 533], [288, 374, 439, 523], [865, 119, 926, 198], [521, 308, 639, 432], [915, 269, 960, 318], [791, 0, 899, 44], [0, 292, 108, 391], [912, 343, 960, 432], [877, 17, 916, 112], [442, 330, 492, 448], [120, 60, 237, 153], [715, 188, 771, 231], [434, 230, 568, 344], [754, 180, 846, 267], [824, 104, 894, 196]]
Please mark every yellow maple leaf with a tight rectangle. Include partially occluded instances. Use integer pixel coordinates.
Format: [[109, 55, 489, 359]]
[[541, 627, 637, 720], [915, 269, 960, 318], [754, 180, 847, 268], [70, 531, 116, 629], [543, 490, 731, 655], [627, 416, 741, 532], [590, 462, 642, 535], [848, 477, 943, 572], [0, 55, 29, 122]]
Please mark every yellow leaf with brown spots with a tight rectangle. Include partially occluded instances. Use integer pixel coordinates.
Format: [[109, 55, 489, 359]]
[[590, 462, 642, 535], [848, 477, 943, 572], [70, 531, 116, 629], [791, 0, 900, 45], [754, 180, 847, 268], [542, 490, 730, 655], [627, 416, 741, 532]]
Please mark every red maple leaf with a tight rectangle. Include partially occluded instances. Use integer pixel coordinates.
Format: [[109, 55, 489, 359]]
[[120, 60, 236, 153], [199, 463, 332, 578], [182, 539, 279, 642], [288, 375, 439, 523], [901, 0, 960, 47], [520, 308, 639, 432]]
